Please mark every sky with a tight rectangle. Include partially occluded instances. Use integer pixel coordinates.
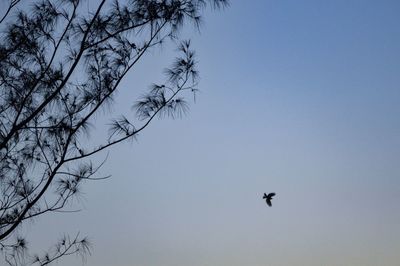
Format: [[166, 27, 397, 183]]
[[11, 0, 400, 265]]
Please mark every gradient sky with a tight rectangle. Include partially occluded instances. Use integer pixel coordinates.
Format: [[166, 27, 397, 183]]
[[19, 1, 400, 265]]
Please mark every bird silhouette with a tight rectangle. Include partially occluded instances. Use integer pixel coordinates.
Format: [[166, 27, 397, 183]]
[[263, 192, 275, 207]]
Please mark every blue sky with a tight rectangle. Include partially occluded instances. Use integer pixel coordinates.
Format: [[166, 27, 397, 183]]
[[22, 1, 400, 265]]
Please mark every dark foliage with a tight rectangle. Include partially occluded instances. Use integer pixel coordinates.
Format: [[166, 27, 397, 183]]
[[0, 0, 228, 264]]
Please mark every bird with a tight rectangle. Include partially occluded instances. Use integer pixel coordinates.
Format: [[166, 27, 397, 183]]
[[263, 192, 275, 207]]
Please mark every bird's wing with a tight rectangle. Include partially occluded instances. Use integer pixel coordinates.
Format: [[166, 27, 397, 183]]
[[266, 199, 272, 207], [268, 192, 276, 198], [263, 193, 267, 199]]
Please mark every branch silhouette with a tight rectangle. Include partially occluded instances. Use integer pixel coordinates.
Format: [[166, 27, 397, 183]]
[[0, 0, 228, 265]]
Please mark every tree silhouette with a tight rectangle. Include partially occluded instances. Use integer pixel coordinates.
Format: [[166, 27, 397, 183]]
[[0, 0, 228, 264]]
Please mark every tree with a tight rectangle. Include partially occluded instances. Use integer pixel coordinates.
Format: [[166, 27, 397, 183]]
[[0, 0, 228, 264]]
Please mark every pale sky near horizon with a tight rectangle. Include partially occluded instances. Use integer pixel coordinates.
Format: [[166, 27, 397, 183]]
[[8, 0, 400, 265]]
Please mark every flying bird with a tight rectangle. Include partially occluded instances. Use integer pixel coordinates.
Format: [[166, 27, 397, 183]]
[[263, 192, 275, 207]]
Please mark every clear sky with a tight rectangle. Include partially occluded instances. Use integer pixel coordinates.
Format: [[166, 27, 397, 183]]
[[22, 0, 400, 265]]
